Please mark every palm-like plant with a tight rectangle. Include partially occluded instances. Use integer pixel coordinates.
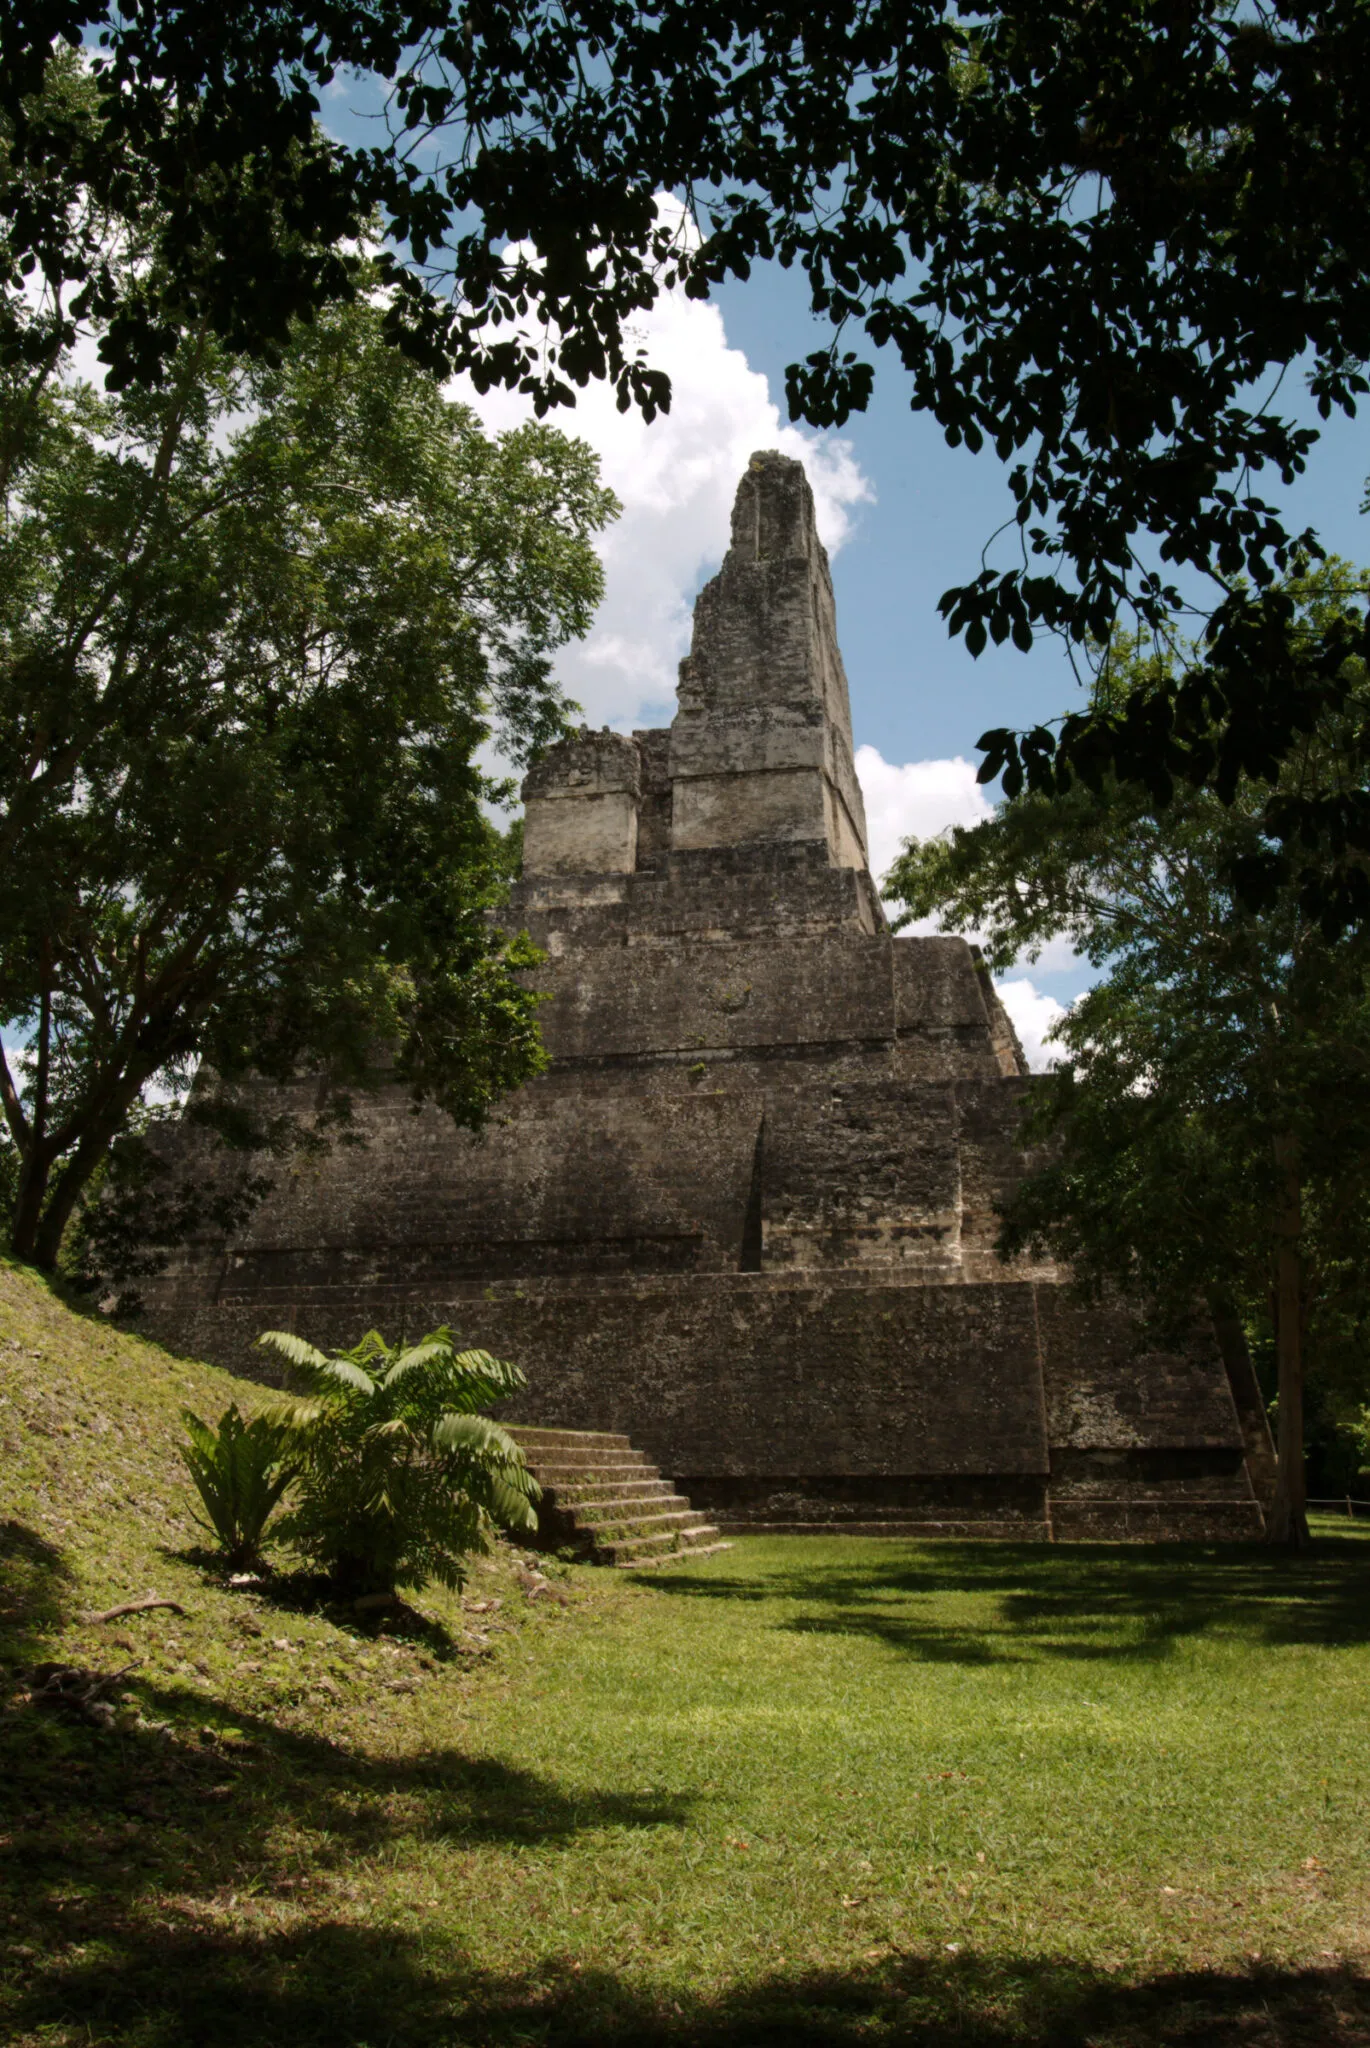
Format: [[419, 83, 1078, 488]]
[[179, 1405, 299, 1571], [257, 1327, 540, 1596]]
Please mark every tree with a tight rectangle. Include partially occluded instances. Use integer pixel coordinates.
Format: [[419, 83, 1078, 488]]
[[257, 1326, 540, 1597], [0, 130, 618, 1270], [885, 569, 1370, 1547], [6, 6, 1370, 850]]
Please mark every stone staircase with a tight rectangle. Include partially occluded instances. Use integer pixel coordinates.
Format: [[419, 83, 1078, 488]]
[[506, 1426, 731, 1568]]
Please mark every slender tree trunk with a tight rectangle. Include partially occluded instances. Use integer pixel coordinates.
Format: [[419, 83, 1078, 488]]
[[1265, 1132, 1310, 1548], [32, 1144, 108, 1272], [9, 1151, 52, 1266], [28, 1076, 151, 1273]]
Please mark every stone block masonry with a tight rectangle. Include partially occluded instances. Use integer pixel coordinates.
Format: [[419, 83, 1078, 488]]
[[138, 453, 1272, 1540]]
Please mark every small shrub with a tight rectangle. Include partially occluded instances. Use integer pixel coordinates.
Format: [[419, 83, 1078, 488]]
[[258, 1326, 540, 1597], [179, 1405, 298, 1570]]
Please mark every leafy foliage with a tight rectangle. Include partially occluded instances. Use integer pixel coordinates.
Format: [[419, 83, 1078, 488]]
[[258, 1327, 541, 1596], [7, 9, 1370, 844], [978, 576, 1370, 930], [179, 1404, 298, 1572], [0, 60, 618, 1273], [886, 566, 1370, 1544]]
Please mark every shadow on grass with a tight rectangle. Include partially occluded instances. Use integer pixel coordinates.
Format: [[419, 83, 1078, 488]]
[[3, 1520, 683, 1975], [3, 1668, 690, 1881], [0, 1517, 77, 1665], [5, 1920, 1368, 2047], [786, 1609, 1016, 1664], [636, 1534, 1370, 1668], [162, 1546, 466, 1657], [1, 1687, 698, 2030]]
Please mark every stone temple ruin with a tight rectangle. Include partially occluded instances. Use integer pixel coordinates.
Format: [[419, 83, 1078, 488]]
[[140, 452, 1275, 1541]]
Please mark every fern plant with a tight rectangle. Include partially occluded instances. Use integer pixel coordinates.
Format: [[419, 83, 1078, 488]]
[[179, 1405, 298, 1570], [257, 1327, 540, 1596]]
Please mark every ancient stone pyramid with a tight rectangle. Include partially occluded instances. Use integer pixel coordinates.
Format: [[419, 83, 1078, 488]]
[[141, 452, 1273, 1539]]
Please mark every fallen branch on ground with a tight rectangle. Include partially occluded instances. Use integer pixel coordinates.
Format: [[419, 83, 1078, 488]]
[[84, 1596, 186, 1623]]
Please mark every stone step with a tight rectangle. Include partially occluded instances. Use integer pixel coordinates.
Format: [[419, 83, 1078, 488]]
[[542, 1476, 678, 1505], [617, 1541, 733, 1570], [524, 1450, 659, 1475], [511, 1424, 719, 1566], [534, 1468, 664, 1493], [717, 1518, 1053, 1539], [573, 1509, 708, 1543], [506, 1426, 632, 1451], [557, 1494, 696, 1525], [532, 1474, 663, 1490], [542, 1473, 678, 1499], [595, 1523, 724, 1563]]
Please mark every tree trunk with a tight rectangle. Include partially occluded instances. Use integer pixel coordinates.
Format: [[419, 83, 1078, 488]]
[[28, 1097, 144, 1273], [32, 1173, 87, 1273], [9, 1152, 51, 1267], [1265, 1133, 1310, 1548]]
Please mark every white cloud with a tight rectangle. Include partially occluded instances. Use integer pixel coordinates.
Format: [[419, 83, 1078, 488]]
[[452, 243, 871, 733], [854, 742, 1091, 1011], [853, 744, 993, 891], [995, 978, 1068, 1073]]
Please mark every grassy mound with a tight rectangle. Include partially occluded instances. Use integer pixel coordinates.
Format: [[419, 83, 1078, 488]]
[[4, 1257, 1370, 2047], [0, 1260, 611, 2044]]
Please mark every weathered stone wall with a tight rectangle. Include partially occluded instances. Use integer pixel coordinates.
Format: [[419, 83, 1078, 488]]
[[159, 1272, 1052, 1479], [135, 450, 1271, 1541], [669, 451, 869, 865], [521, 727, 642, 875], [142, 1262, 1263, 1541]]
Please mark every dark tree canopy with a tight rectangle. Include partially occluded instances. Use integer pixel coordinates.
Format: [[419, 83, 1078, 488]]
[[4, 3, 1370, 894], [7, 6, 1370, 614]]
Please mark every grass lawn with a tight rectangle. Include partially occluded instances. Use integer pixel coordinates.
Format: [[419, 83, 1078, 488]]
[[4, 1259, 1370, 2045]]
